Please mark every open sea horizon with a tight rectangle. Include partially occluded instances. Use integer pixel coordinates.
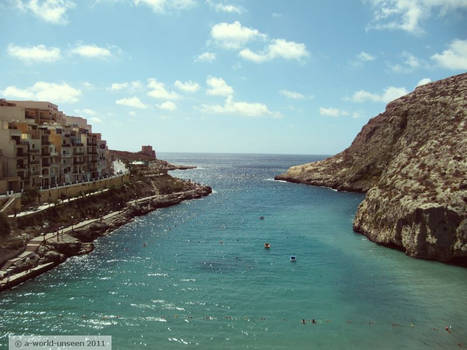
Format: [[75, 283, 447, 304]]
[[1, 153, 466, 349]]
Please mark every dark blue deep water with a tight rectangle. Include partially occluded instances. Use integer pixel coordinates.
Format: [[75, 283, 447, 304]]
[[1, 153, 466, 349]]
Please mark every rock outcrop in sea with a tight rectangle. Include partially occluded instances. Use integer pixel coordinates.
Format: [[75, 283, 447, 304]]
[[275, 73, 467, 264]]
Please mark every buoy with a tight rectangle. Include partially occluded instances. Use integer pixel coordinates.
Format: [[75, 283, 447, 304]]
[[290, 256, 296, 262], [264, 243, 271, 249]]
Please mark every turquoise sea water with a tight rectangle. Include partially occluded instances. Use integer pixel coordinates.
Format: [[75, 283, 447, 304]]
[[1, 153, 466, 349]]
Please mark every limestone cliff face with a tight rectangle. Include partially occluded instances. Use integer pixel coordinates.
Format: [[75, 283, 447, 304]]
[[275, 73, 467, 263]]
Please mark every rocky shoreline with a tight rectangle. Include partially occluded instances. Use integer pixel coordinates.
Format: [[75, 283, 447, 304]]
[[275, 73, 467, 265], [0, 184, 211, 292]]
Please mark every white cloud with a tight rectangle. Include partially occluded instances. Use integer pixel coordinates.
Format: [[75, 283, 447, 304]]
[[157, 101, 177, 111], [74, 108, 97, 116], [239, 38, 309, 63], [366, 0, 467, 33], [349, 86, 409, 103], [16, 0, 75, 24], [7, 44, 61, 63], [207, 0, 242, 13], [416, 78, 431, 87], [82, 82, 94, 89], [147, 78, 180, 100], [431, 39, 467, 70], [89, 117, 102, 124], [133, 0, 196, 13], [280, 89, 304, 99], [110, 82, 129, 91], [129, 111, 136, 116], [319, 107, 349, 117], [403, 52, 420, 68], [71, 44, 112, 58], [109, 81, 142, 91], [357, 51, 375, 62], [211, 21, 266, 49], [116, 97, 148, 109], [200, 96, 280, 118], [1, 81, 81, 103], [195, 51, 216, 62], [174, 80, 200, 93], [206, 76, 234, 97], [390, 51, 422, 72]]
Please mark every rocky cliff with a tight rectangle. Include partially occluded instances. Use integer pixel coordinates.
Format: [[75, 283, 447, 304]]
[[275, 73, 467, 264]]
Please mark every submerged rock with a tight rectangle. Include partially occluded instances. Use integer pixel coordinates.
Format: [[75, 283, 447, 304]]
[[276, 73, 467, 264]]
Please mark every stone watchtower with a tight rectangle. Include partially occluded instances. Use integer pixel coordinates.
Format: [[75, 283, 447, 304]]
[[141, 145, 156, 160]]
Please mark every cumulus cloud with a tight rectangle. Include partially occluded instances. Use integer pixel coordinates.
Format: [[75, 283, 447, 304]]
[[7, 44, 61, 63], [349, 86, 409, 103], [207, 0, 242, 13], [200, 96, 280, 118], [206, 76, 234, 97], [239, 39, 309, 63], [1, 81, 81, 103], [416, 78, 431, 87], [16, 0, 75, 24], [280, 89, 305, 99], [366, 0, 467, 33], [74, 108, 97, 116], [71, 44, 112, 58], [108, 81, 142, 91], [211, 21, 266, 49], [431, 39, 467, 70], [174, 80, 200, 93], [195, 52, 216, 63], [157, 101, 177, 111], [133, 0, 196, 13], [116, 97, 148, 109], [319, 107, 350, 117], [147, 78, 180, 100], [89, 117, 102, 124], [357, 51, 375, 62], [390, 51, 423, 73]]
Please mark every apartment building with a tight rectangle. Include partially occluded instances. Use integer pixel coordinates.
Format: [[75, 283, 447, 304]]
[[0, 99, 113, 194]]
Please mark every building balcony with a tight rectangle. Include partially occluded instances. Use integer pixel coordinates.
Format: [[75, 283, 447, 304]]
[[42, 150, 51, 156], [17, 163, 27, 169], [29, 148, 40, 153], [30, 159, 40, 165]]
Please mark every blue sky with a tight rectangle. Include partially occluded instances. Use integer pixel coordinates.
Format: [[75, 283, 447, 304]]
[[1, 0, 466, 154]]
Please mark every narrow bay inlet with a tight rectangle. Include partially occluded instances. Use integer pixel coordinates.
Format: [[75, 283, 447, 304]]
[[1, 1, 467, 349]]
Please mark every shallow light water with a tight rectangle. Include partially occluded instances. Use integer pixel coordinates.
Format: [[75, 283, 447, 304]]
[[1, 153, 466, 349]]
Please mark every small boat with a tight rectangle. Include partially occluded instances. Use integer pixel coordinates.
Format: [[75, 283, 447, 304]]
[[264, 243, 271, 249], [259, 216, 264, 220], [290, 256, 296, 262]]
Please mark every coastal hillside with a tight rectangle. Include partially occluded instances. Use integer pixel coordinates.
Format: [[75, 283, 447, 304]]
[[276, 73, 467, 264]]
